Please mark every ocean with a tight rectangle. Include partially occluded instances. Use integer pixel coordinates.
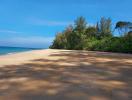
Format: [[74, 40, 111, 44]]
[[0, 46, 39, 55]]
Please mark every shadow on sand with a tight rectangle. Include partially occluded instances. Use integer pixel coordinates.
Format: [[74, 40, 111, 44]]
[[0, 50, 132, 100]]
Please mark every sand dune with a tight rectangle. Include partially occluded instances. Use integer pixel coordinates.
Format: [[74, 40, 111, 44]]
[[0, 49, 132, 100]]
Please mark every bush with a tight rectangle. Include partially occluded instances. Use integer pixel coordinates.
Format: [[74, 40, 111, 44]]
[[50, 16, 132, 53], [82, 36, 132, 53]]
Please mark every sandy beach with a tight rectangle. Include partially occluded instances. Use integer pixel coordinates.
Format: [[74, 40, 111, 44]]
[[0, 49, 132, 100]]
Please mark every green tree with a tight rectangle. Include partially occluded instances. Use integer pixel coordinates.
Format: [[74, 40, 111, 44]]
[[62, 25, 74, 49], [85, 26, 97, 38], [97, 17, 112, 39], [115, 21, 132, 36], [50, 33, 66, 49], [50, 16, 132, 53], [67, 16, 87, 49], [74, 16, 87, 33]]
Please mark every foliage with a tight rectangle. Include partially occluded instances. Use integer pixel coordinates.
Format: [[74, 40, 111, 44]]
[[115, 21, 132, 36], [96, 17, 112, 39], [50, 16, 132, 53], [85, 26, 97, 38], [74, 16, 87, 33]]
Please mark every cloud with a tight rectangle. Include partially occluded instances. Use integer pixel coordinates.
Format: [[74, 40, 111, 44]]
[[11, 36, 54, 44], [0, 36, 54, 48], [28, 18, 73, 26], [0, 29, 23, 34], [0, 29, 54, 48]]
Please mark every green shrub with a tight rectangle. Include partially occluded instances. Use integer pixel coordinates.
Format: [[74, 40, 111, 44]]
[[50, 16, 132, 53]]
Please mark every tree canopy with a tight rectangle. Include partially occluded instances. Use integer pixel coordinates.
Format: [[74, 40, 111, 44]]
[[50, 17, 132, 53], [115, 21, 132, 36]]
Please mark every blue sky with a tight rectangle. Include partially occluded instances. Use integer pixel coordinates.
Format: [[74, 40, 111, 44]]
[[0, 0, 131, 48]]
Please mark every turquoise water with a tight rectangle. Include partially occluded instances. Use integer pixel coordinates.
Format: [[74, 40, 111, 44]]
[[0, 46, 39, 55]]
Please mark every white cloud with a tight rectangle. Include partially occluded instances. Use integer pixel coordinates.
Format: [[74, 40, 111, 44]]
[[11, 36, 54, 43], [0, 30, 23, 34], [0, 29, 55, 48], [0, 36, 54, 48], [28, 18, 73, 26]]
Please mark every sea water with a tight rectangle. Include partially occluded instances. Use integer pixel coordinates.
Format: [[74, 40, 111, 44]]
[[0, 46, 38, 55]]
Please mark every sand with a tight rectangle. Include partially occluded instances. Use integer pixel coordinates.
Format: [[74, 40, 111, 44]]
[[0, 49, 132, 100], [0, 49, 53, 66]]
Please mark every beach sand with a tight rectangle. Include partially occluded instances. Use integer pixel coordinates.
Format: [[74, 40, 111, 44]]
[[0, 49, 132, 100]]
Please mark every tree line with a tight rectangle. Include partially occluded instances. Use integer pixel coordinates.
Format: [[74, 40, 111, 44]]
[[50, 17, 132, 53]]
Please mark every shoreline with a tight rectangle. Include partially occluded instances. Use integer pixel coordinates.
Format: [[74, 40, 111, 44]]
[[0, 48, 131, 57], [0, 49, 132, 67], [0, 47, 43, 56], [0, 49, 51, 67], [0, 49, 39, 56]]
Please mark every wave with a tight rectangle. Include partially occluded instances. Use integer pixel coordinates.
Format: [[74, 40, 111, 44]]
[[0, 46, 39, 56]]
